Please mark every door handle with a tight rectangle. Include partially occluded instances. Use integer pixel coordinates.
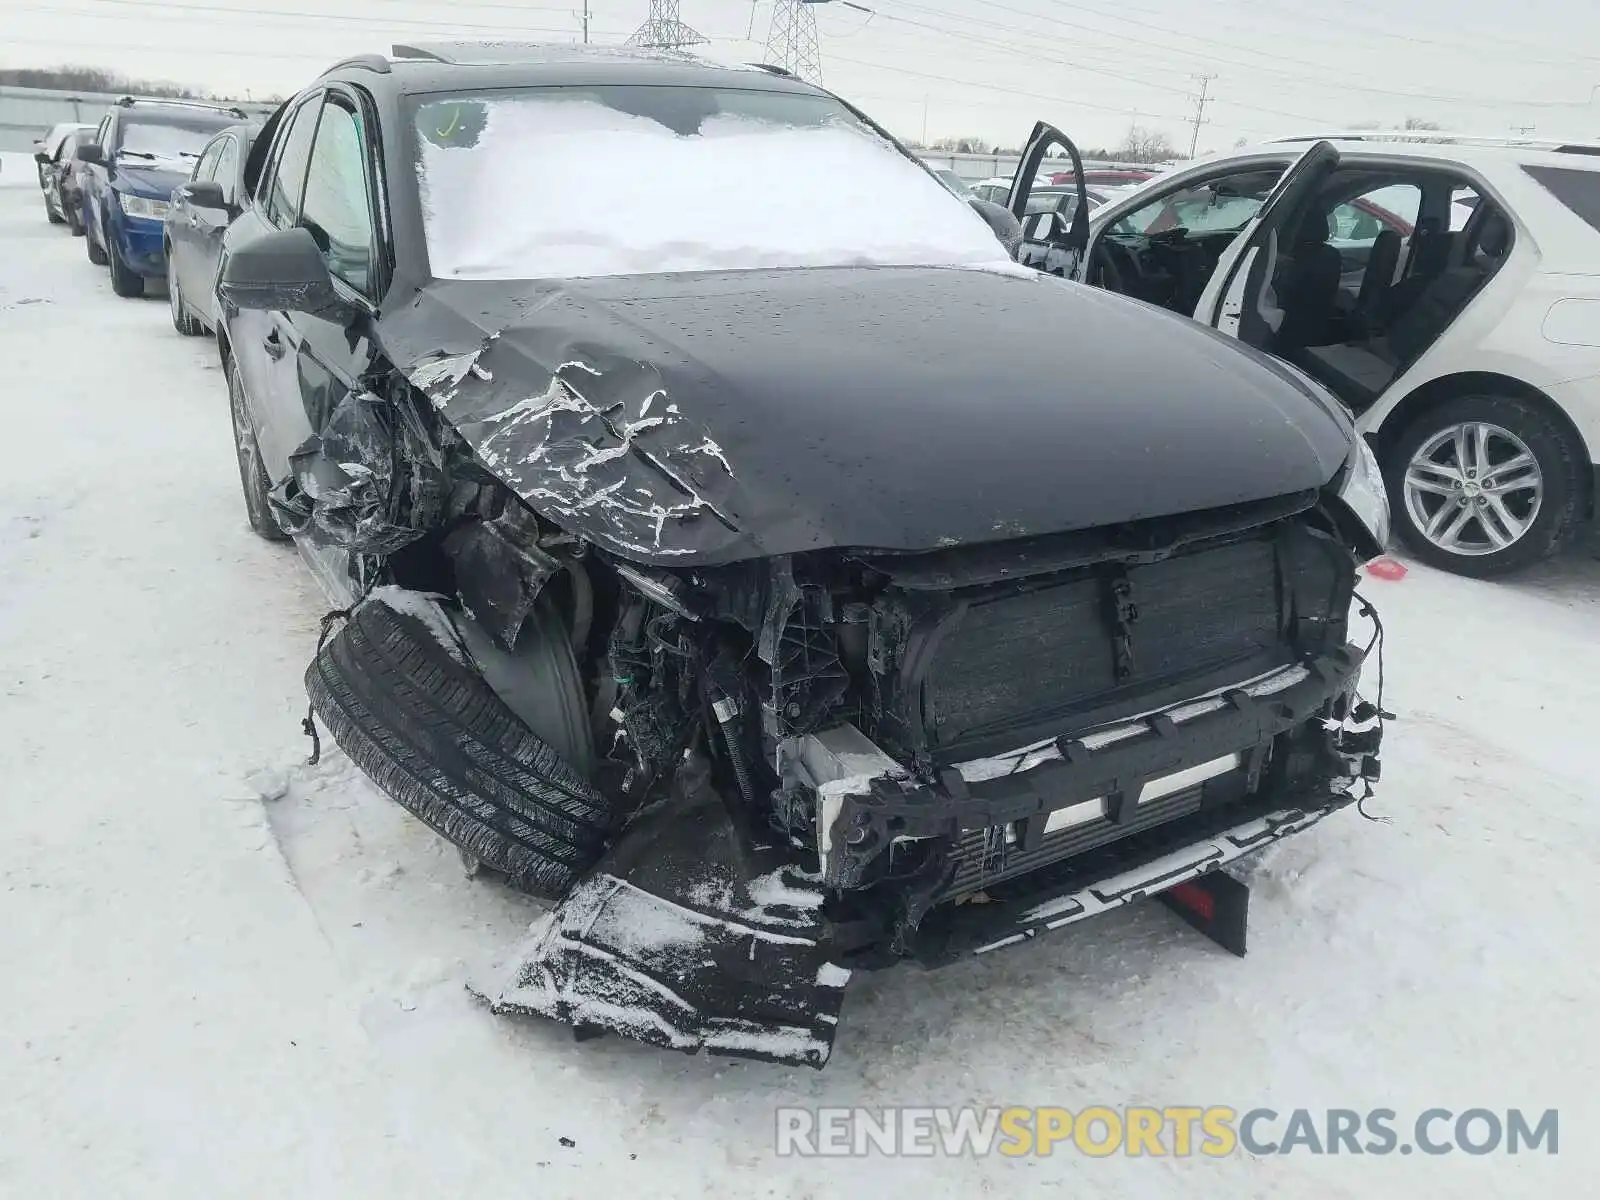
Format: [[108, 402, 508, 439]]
[[264, 329, 286, 361]]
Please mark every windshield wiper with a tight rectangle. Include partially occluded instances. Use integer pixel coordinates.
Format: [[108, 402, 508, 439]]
[[117, 149, 158, 160]]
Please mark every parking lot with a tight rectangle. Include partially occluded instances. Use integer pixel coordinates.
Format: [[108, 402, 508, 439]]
[[2, 170, 1597, 1197]]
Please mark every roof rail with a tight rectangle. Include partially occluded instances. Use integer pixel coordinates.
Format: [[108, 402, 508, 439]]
[[391, 43, 448, 62], [327, 53, 391, 75], [115, 94, 249, 119], [1270, 130, 1600, 153]]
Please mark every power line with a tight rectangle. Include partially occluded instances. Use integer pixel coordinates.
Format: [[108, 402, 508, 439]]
[[1016, 0, 1599, 109], [886, 0, 1597, 111], [831, 3, 1347, 127], [825, 49, 1194, 123], [1213, 0, 1600, 69], [10, 0, 601, 37]]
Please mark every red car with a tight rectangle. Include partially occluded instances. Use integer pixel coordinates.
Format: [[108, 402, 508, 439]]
[[1049, 167, 1156, 187]]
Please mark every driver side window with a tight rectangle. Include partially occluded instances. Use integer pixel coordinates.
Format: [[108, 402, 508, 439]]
[[298, 98, 378, 297], [260, 96, 321, 229]]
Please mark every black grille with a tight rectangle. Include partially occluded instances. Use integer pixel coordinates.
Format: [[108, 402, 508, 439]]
[[925, 536, 1283, 755], [943, 783, 1207, 898]]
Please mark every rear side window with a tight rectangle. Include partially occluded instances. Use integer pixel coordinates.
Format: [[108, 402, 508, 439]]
[[262, 98, 321, 228], [193, 139, 225, 183], [1523, 166, 1600, 233]]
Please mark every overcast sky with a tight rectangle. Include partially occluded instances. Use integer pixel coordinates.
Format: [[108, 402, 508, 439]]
[[6, 0, 1600, 153]]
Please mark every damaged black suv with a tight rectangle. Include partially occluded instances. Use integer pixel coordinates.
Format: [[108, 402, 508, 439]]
[[215, 42, 1390, 1066]]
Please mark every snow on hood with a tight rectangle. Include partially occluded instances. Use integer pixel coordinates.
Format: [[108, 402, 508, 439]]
[[414, 94, 1017, 280]]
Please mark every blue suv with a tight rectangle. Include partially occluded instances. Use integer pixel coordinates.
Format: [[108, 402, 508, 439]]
[[76, 97, 248, 297]]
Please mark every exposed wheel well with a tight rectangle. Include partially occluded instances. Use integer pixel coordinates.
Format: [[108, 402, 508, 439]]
[[1372, 371, 1595, 519]]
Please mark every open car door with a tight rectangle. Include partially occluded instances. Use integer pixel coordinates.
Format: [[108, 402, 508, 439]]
[[1007, 121, 1091, 278], [1190, 141, 1341, 348]]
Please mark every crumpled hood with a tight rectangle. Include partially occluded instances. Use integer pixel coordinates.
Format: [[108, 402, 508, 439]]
[[383, 267, 1353, 565], [113, 165, 188, 200]]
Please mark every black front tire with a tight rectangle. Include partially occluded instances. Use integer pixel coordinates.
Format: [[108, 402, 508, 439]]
[[227, 360, 288, 542], [85, 216, 108, 266], [305, 595, 617, 900], [107, 228, 145, 298], [66, 201, 85, 237], [168, 259, 203, 335], [46, 198, 66, 225], [1385, 392, 1586, 578]]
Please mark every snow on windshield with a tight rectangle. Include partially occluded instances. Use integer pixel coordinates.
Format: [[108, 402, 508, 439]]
[[411, 88, 1015, 280]]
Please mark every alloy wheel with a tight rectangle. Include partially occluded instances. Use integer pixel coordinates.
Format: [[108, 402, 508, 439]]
[[1401, 421, 1543, 556]]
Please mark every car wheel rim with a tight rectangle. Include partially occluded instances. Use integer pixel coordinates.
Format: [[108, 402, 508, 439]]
[[1403, 420, 1543, 557], [229, 369, 266, 508]]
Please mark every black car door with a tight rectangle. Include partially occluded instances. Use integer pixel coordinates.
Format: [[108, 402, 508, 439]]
[[227, 92, 322, 479], [279, 87, 386, 465]]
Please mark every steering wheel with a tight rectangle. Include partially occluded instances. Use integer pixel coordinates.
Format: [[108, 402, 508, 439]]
[[1089, 238, 1131, 294]]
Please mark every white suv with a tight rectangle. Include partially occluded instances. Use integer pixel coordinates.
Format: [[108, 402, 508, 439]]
[[1008, 129, 1600, 577]]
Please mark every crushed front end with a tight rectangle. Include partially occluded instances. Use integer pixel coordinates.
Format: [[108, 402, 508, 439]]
[[485, 490, 1384, 1064]]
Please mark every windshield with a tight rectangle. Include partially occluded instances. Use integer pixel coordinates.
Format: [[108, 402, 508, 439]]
[[1113, 169, 1282, 237], [408, 85, 1013, 280], [117, 115, 233, 165]]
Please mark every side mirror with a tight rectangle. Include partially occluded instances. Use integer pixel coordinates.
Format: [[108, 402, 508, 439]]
[[969, 198, 1023, 257], [219, 226, 348, 320], [184, 181, 228, 210], [34, 150, 51, 165], [75, 143, 104, 165]]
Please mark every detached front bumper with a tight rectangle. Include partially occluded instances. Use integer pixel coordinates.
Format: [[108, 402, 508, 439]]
[[484, 644, 1380, 1067], [909, 775, 1358, 964]]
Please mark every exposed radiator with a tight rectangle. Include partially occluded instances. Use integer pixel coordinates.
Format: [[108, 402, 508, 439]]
[[925, 536, 1284, 755]]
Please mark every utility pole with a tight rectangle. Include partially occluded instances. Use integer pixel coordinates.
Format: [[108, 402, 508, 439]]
[[1188, 73, 1215, 159], [921, 94, 929, 147], [581, 0, 590, 44]]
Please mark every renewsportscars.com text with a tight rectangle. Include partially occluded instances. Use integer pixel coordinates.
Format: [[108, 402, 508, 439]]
[[774, 1106, 1559, 1158]]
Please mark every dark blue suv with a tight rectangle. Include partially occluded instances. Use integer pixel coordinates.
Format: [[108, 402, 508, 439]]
[[76, 97, 248, 297]]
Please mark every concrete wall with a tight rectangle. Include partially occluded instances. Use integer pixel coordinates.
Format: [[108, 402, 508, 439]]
[[0, 86, 277, 152]]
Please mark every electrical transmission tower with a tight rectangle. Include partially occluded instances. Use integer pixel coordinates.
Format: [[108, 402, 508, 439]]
[[1188, 73, 1216, 159], [627, 0, 707, 51], [764, 0, 824, 84]]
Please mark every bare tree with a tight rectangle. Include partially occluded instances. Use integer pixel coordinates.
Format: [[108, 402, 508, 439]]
[[930, 135, 993, 154], [1403, 116, 1443, 130], [1114, 123, 1178, 163], [0, 63, 207, 99]]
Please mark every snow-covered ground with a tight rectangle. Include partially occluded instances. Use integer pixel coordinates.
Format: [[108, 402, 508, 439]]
[[2, 183, 1597, 1198]]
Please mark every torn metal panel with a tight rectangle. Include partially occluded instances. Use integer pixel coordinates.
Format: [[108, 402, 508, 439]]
[[442, 498, 561, 649], [480, 762, 850, 1067], [268, 389, 430, 555], [403, 333, 741, 563]]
